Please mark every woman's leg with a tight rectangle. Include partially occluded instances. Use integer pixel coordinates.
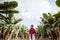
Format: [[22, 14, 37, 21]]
[[32, 34, 35, 40], [29, 35, 31, 40]]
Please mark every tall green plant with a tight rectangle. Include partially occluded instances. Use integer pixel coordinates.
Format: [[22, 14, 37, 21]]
[[0, 1, 21, 24]]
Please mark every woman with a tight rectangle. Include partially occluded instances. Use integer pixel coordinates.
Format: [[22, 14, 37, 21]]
[[29, 25, 36, 40]]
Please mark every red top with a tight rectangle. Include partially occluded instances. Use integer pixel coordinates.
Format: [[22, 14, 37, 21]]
[[29, 28, 36, 39]]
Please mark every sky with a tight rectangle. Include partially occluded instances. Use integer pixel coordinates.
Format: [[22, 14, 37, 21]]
[[1, 0, 60, 28]]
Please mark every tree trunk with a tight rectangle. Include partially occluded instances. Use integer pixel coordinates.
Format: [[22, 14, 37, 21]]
[[8, 29, 15, 40], [22, 34, 25, 40]]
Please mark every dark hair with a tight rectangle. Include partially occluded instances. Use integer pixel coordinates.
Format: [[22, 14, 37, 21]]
[[31, 25, 33, 27]]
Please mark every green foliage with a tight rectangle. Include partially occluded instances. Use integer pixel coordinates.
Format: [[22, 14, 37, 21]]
[[43, 13, 48, 20], [35, 26, 42, 38], [41, 18, 47, 24], [0, 1, 22, 24], [0, 10, 19, 14], [0, 1, 18, 10], [17, 25, 29, 38], [42, 12, 60, 27], [0, 1, 22, 39], [48, 17, 54, 24], [39, 12, 60, 38], [13, 19, 22, 24], [54, 11, 60, 18], [0, 14, 7, 19], [20, 25, 29, 34], [56, 0, 60, 7], [0, 20, 6, 25], [41, 13, 54, 24]]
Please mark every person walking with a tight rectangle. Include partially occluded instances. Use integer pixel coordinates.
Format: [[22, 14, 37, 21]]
[[29, 25, 36, 40]]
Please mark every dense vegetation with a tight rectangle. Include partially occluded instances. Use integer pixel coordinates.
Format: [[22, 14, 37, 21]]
[[0, 0, 60, 40]]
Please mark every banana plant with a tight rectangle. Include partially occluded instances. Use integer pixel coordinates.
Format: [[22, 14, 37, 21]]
[[35, 25, 42, 38], [19, 25, 29, 39], [0, 1, 19, 24], [0, 1, 22, 40], [40, 12, 60, 39], [41, 13, 54, 24]]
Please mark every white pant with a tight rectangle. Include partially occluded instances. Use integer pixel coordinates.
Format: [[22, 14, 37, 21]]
[[29, 34, 35, 40]]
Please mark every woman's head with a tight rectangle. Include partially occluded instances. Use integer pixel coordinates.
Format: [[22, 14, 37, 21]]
[[31, 25, 34, 28]]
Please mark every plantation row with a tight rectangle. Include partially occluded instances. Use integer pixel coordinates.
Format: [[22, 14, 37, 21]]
[[0, 0, 60, 40]]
